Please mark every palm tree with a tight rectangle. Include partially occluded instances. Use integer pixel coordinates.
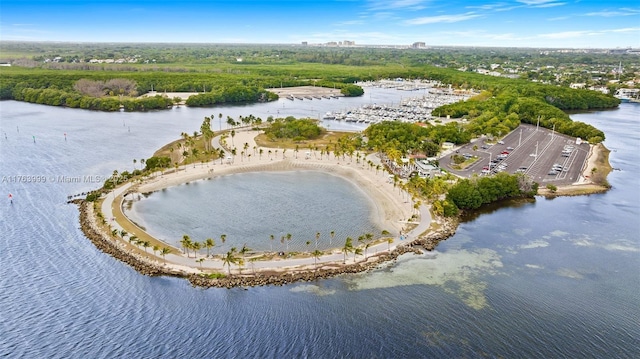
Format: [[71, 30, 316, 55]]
[[196, 257, 205, 268], [330, 230, 335, 246], [240, 244, 250, 262], [315, 232, 320, 249], [141, 241, 151, 253], [160, 247, 171, 263], [259, 148, 264, 160], [191, 241, 202, 258], [387, 238, 394, 252], [220, 234, 226, 246], [133, 158, 137, 171], [119, 230, 128, 239], [219, 149, 225, 164], [353, 247, 363, 263], [140, 158, 145, 171], [223, 248, 237, 275], [204, 238, 215, 257], [152, 245, 159, 255], [239, 244, 251, 273], [111, 229, 118, 238], [342, 237, 354, 264], [180, 234, 192, 257], [112, 169, 119, 187], [230, 130, 235, 147], [269, 234, 275, 252], [286, 233, 292, 251], [312, 249, 323, 269], [364, 243, 372, 260]]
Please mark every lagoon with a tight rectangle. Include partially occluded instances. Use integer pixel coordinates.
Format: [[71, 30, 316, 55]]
[[125, 170, 381, 253]]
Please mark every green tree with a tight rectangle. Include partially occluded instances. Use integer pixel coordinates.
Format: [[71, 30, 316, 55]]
[[223, 248, 238, 275], [180, 234, 192, 257], [204, 238, 215, 257], [160, 247, 171, 263], [312, 249, 323, 269], [342, 237, 354, 264]]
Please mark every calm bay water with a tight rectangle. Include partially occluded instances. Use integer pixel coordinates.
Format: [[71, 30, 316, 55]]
[[0, 94, 638, 358], [125, 171, 381, 252]]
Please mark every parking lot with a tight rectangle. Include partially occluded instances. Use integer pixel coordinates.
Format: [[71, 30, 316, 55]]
[[442, 124, 590, 186]]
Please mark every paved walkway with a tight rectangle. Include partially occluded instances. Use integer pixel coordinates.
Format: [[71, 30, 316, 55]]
[[99, 128, 433, 273]]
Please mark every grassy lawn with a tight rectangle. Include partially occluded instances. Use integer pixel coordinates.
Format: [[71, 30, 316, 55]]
[[254, 130, 354, 151], [451, 156, 479, 170], [152, 133, 225, 166]]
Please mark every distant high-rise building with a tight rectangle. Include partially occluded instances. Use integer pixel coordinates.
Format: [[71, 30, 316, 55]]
[[412, 42, 426, 48], [301, 41, 308, 46], [343, 40, 355, 46]]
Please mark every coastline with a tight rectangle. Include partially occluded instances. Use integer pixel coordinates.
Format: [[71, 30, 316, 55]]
[[76, 192, 458, 287], [75, 128, 455, 287], [537, 142, 612, 197], [75, 129, 612, 288]]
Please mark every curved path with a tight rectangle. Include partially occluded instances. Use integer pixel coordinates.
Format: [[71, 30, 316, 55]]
[[99, 129, 433, 274]]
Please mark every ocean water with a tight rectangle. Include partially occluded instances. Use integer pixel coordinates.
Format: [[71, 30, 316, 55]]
[[1, 97, 638, 358]]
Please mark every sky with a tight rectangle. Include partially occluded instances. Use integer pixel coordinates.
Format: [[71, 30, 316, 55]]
[[1, 0, 638, 48]]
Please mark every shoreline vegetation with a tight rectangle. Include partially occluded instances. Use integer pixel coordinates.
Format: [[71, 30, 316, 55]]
[[74, 125, 612, 288]]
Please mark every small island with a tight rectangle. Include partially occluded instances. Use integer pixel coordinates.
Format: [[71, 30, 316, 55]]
[[75, 106, 612, 288]]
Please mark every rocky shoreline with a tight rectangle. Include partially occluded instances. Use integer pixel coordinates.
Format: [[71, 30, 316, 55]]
[[75, 199, 458, 289]]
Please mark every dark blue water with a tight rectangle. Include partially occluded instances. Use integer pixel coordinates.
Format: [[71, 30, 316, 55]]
[[1, 99, 638, 358]]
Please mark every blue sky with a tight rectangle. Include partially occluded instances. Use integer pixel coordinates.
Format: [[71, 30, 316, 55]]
[[1, 0, 638, 48]]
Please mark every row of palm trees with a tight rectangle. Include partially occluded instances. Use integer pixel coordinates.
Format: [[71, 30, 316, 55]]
[[178, 228, 396, 272], [110, 228, 172, 263], [341, 230, 393, 264]]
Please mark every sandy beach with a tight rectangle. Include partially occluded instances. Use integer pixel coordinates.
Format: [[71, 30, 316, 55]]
[[86, 126, 610, 283], [137, 129, 414, 235], [97, 128, 431, 275]]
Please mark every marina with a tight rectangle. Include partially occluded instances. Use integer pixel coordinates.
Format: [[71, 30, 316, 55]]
[[323, 83, 475, 124]]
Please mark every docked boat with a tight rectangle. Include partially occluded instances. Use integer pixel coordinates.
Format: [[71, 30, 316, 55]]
[[615, 89, 639, 103], [322, 112, 336, 120]]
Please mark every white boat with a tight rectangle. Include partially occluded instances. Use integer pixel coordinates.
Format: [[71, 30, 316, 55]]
[[322, 112, 336, 120], [615, 89, 639, 103]]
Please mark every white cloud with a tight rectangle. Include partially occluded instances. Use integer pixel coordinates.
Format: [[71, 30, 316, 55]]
[[517, 0, 555, 5], [404, 12, 481, 25], [368, 0, 428, 10], [517, 0, 566, 7], [334, 20, 366, 26], [466, 2, 522, 12], [533, 2, 565, 8], [584, 8, 640, 17], [538, 27, 640, 39]]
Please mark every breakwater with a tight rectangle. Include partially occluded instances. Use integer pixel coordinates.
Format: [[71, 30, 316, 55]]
[[76, 199, 458, 288]]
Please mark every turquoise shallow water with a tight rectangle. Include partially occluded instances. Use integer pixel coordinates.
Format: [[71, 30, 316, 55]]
[[0, 98, 638, 358]]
